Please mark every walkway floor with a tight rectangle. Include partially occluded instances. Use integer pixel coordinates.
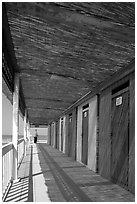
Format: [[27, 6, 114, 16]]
[[4, 143, 135, 202]]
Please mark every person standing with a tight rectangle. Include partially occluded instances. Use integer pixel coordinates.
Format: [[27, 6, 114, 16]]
[[34, 129, 38, 143]]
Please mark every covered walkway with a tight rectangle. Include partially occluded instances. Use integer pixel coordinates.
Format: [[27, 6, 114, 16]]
[[4, 143, 134, 202], [2, 2, 135, 202]]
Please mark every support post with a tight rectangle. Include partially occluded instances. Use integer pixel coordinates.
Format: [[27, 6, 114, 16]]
[[24, 110, 27, 156], [12, 74, 20, 180], [27, 122, 30, 144]]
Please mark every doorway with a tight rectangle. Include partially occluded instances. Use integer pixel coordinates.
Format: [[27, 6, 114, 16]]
[[111, 84, 129, 187], [82, 104, 89, 165], [68, 114, 72, 156], [61, 118, 63, 151]]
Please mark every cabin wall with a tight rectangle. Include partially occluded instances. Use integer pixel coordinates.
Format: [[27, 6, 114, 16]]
[[50, 123, 54, 146], [59, 118, 61, 151], [72, 109, 77, 160], [129, 72, 135, 193], [65, 115, 69, 155], [77, 97, 97, 171], [56, 120, 59, 150], [48, 125, 51, 145], [77, 105, 82, 162], [99, 89, 111, 179], [88, 96, 97, 171], [66, 109, 77, 160], [98, 69, 135, 193], [52, 122, 56, 148], [58, 116, 66, 152], [63, 116, 66, 153]]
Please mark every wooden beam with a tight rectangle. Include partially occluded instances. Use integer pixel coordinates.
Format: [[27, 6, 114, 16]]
[[27, 107, 65, 111], [20, 69, 94, 84], [26, 97, 74, 104]]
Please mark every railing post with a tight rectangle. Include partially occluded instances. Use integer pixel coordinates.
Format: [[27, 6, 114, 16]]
[[12, 74, 20, 180]]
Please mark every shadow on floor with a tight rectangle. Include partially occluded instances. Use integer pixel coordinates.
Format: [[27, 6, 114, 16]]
[[37, 143, 92, 202], [4, 146, 33, 202], [37, 143, 135, 202]]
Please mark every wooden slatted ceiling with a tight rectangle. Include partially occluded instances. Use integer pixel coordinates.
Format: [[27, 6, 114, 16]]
[[4, 2, 135, 125]]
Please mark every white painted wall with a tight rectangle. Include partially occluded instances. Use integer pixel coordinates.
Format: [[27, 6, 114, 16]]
[[53, 122, 56, 148], [59, 118, 61, 151], [88, 96, 97, 171], [48, 125, 50, 144], [77, 105, 82, 163], [63, 116, 66, 153], [77, 95, 97, 172]]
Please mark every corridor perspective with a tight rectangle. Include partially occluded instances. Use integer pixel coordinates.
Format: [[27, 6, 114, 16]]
[[2, 2, 135, 202], [4, 143, 134, 202]]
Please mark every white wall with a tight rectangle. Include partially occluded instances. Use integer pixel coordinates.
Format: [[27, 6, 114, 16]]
[[53, 122, 56, 148], [88, 96, 97, 171], [77, 105, 82, 162], [63, 116, 66, 153], [58, 116, 66, 152], [59, 118, 61, 151], [77, 95, 97, 172], [2, 93, 13, 135], [48, 125, 50, 144]]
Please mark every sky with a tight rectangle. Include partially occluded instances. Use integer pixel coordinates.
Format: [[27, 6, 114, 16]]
[[2, 93, 48, 136]]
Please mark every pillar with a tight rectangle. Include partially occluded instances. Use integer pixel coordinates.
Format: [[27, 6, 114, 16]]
[[24, 110, 27, 156], [12, 74, 20, 180], [27, 122, 30, 143]]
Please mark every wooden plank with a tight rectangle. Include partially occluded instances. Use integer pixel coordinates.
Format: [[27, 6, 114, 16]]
[[99, 89, 111, 179], [128, 72, 135, 193], [111, 90, 129, 187]]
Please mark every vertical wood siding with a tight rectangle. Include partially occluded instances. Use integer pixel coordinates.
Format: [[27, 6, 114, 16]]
[[98, 70, 135, 193], [99, 90, 111, 179], [129, 72, 135, 193]]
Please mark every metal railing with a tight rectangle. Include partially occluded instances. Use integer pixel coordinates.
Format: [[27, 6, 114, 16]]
[[2, 139, 25, 196]]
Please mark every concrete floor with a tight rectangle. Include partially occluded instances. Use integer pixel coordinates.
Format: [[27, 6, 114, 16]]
[[4, 143, 135, 202]]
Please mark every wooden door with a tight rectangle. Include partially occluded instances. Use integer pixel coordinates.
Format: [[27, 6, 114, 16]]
[[111, 89, 129, 187], [61, 119, 63, 151], [82, 109, 89, 165], [68, 114, 72, 156]]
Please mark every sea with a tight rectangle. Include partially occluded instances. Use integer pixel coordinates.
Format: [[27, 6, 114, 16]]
[[2, 135, 24, 146], [2, 135, 48, 146]]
